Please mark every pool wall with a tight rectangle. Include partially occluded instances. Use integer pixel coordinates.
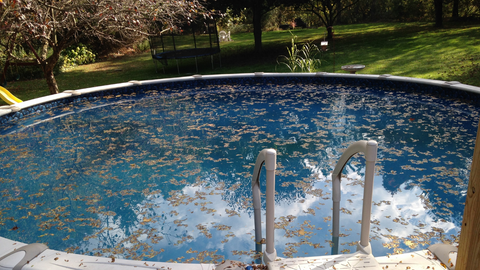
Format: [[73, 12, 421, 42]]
[[1, 72, 480, 124], [0, 72, 475, 270]]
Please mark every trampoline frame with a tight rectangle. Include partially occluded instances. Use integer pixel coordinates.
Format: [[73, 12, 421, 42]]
[[149, 18, 221, 74]]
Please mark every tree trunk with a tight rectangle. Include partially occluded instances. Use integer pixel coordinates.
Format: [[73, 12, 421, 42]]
[[452, 0, 459, 18], [252, 1, 263, 54], [41, 41, 49, 60], [44, 66, 59, 95], [434, 0, 443, 27], [336, 0, 343, 24], [326, 26, 334, 39], [42, 49, 62, 95]]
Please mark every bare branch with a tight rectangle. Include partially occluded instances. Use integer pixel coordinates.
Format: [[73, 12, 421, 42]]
[[0, 0, 207, 93]]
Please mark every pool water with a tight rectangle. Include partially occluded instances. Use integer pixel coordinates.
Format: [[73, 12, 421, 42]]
[[0, 82, 477, 263]]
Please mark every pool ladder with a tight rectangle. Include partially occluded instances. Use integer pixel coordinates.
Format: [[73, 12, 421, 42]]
[[252, 140, 378, 264]]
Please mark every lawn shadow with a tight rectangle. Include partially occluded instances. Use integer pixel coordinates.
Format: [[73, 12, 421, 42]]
[[325, 23, 480, 81]]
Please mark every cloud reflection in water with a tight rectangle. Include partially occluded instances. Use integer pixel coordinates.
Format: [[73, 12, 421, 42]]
[[0, 82, 476, 263]]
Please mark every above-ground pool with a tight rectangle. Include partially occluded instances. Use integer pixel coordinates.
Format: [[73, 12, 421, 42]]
[[0, 74, 478, 264]]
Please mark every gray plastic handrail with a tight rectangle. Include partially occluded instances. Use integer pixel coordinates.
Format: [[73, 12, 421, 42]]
[[0, 243, 48, 270], [428, 243, 457, 270], [331, 140, 378, 255], [251, 148, 277, 263]]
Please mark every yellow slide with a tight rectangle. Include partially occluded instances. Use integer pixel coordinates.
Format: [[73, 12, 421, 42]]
[[0, 86, 22, 105]]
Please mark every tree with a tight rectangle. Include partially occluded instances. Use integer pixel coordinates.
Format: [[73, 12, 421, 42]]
[[304, 0, 361, 39], [208, 0, 273, 53], [0, 0, 205, 94], [452, 0, 459, 18], [209, 0, 308, 53], [434, 0, 443, 27]]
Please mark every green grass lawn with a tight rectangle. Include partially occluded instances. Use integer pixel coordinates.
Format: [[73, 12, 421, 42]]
[[2, 21, 480, 105]]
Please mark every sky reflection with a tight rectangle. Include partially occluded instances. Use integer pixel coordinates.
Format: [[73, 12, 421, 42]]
[[0, 82, 477, 263]]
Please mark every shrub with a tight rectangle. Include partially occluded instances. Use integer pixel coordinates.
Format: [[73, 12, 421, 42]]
[[134, 38, 150, 52], [0, 45, 45, 84], [59, 44, 96, 71]]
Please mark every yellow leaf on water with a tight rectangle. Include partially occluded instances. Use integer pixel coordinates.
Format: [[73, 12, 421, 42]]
[[404, 240, 418, 249]]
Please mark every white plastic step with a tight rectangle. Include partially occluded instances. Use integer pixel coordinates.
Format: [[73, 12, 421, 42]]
[[268, 252, 381, 270]]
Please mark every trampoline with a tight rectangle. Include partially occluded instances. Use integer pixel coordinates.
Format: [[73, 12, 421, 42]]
[[149, 18, 221, 74]]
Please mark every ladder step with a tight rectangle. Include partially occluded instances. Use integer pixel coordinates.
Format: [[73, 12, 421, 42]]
[[267, 252, 382, 270]]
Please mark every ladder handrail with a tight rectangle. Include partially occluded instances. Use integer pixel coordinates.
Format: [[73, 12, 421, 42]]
[[331, 140, 378, 255], [252, 149, 277, 263]]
